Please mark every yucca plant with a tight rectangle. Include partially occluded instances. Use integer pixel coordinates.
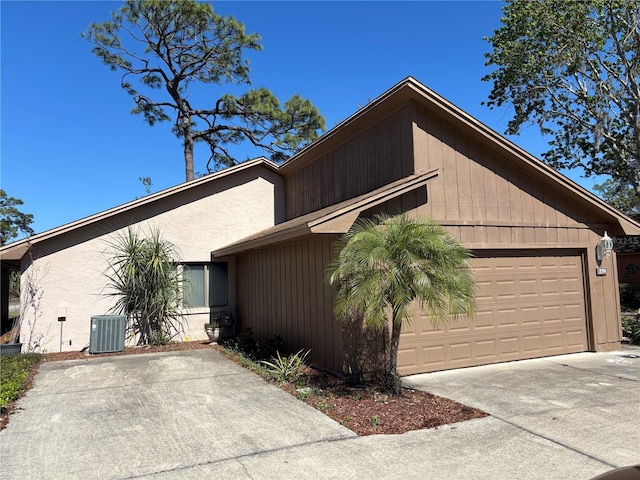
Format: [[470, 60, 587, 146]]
[[260, 349, 311, 384], [329, 213, 476, 395], [104, 227, 185, 345]]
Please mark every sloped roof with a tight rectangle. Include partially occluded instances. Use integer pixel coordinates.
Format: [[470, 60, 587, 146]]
[[213, 170, 438, 257], [4, 78, 639, 265], [278, 77, 640, 236], [0, 158, 279, 262]]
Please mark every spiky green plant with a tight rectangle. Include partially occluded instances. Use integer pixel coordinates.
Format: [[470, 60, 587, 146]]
[[329, 213, 476, 394], [104, 227, 184, 345], [260, 349, 311, 384]]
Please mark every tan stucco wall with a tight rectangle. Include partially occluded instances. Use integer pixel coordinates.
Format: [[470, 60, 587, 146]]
[[19, 167, 283, 353]]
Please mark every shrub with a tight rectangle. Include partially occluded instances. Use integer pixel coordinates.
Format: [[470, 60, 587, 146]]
[[622, 315, 640, 345], [260, 349, 311, 384], [150, 330, 169, 346], [0, 353, 42, 411], [221, 328, 256, 357], [221, 328, 284, 361], [620, 283, 640, 311], [255, 335, 284, 361]]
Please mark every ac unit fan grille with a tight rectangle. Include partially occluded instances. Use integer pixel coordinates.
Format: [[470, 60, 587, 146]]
[[90, 315, 126, 354]]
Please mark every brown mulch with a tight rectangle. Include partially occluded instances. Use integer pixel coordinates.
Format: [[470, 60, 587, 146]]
[[278, 366, 487, 436], [1, 341, 487, 435], [215, 345, 487, 435], [41, 340, 212, 362]]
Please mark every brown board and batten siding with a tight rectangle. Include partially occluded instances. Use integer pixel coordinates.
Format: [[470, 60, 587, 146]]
[[391, 102, 625, 374], [411, 104, 602, 229], [235, 235, 343, 372], [220, 78, 640, 378], [284, 106, 414, 220]]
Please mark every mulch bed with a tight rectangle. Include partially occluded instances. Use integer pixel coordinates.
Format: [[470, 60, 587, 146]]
[[279, 366, 486, 435], [41, 340, 212, 362]]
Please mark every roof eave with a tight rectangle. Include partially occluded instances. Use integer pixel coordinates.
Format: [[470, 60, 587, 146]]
[[212, 169, 438, 257], [0, 158, 281, 261], [279, 77, 640, 235]]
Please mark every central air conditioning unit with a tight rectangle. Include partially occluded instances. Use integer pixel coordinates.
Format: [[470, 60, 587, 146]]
[[90, 315, 126, 354]]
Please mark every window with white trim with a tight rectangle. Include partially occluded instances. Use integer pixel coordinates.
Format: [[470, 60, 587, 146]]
[[182, 262, 228, 307]]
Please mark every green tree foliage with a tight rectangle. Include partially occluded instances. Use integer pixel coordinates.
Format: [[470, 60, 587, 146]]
[[329, 213, 476, 394], [593, 178, 640, 215], [483, 0, 640, 201], [9, 271, 20, 303], [104, 227, 184, 345], [84, 0, 325, 181], [139, 176, 153, 196], [0, 189, 34, 246]]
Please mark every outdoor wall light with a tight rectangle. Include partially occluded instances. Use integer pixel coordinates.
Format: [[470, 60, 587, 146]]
[[595, 231, 614, 265]]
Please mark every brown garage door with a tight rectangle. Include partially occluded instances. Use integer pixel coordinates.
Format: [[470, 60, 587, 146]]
[[398, 253, 589, 375]]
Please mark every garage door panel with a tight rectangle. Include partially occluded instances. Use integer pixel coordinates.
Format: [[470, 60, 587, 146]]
[[519, 279, 539, 297], [399, 253, 588, 375], [397, 347, 419, 372], [566, 329, 588, 347], [522, 334, 543, 353], [476, 339, 498, 359], [475, 311, 497, 329], [410, 316, 472, 334], [500, 338, 519, 355], [521, 306, 542, 324], [545, 332, 564, 350], [497, 308, 519, 326]]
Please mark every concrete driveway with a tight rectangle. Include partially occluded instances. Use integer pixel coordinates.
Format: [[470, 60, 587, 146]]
[[1, 347, 638, 479], [405, 347, 640, 475]]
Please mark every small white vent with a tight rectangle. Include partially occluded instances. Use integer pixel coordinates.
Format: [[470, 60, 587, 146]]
[[90, 315, 126, 354]]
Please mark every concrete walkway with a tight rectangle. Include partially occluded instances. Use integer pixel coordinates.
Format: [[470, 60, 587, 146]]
[[1, 347, 638, 479]]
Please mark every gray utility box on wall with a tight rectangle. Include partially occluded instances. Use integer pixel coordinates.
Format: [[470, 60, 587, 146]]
[[90, 315, 126, 354]]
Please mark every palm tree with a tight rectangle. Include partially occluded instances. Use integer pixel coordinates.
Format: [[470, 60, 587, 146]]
[[329, 213, 476, 394], [104, 227, 184, 345]]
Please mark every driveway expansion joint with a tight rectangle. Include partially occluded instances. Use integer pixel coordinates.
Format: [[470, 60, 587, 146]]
[[490, 413, 618, 469], [119, 434, 356, 480], [545, 358, 640, 383]]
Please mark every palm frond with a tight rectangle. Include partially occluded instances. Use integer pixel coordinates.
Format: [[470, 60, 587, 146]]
[[328, 212, 477, 393]]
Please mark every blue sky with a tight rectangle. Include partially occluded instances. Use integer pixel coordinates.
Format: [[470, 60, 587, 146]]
[[1, 1, 602, 237]]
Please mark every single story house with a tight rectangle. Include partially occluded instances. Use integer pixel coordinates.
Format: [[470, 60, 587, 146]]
[[2, 77, 639, 378], [1, 159, 284, 350]]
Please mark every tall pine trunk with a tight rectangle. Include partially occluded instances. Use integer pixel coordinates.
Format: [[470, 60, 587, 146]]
[[182, 115, 195, 182]]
